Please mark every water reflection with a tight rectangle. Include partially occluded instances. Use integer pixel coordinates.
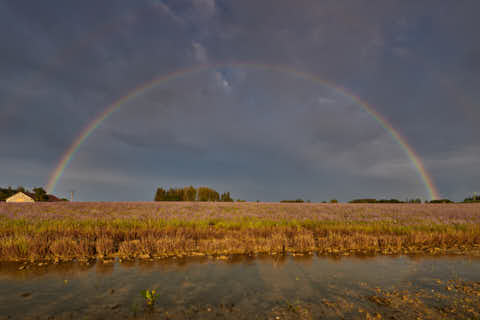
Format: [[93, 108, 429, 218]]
[[0, 255, 479, 319]]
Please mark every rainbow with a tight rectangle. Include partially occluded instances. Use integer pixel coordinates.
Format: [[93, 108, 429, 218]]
[[46, 62, 440, 200]]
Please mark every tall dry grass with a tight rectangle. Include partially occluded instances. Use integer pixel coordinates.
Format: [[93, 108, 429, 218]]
[[0, 202, 479, 261]]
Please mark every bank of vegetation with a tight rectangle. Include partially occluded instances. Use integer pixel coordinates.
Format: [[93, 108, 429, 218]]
[[348, 198, 455, 203], [1, 202, 480, 262], [0, 186, 66, 202], [154, 186, 234, 202], [280, 199, 307, 203]]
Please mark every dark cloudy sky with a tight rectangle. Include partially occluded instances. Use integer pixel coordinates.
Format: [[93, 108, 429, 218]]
[[1, 0, 479, 202]]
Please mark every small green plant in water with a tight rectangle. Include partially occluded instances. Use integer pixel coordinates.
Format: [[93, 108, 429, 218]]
[[141, 289, 158, 307], [131, 302, 139, 318]]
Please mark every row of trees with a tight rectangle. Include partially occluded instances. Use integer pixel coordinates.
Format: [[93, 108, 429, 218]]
[[347, 198, 480, 204], [429, 199, 454, 203], [0, 186, 65, 202], [348, 198, 454, 203], [280, 195, 480, 204], [281, 198, 442, 204], [280, 199, 306, 203], [463, 194, 480, 203], [154, 186, 234, 202], [349, 198, 410, 203]]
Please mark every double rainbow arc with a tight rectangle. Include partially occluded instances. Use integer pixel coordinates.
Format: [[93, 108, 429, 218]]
[[46, 62, 439, 200]]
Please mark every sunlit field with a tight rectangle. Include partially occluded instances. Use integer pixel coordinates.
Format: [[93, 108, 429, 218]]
[[1, 202, 480, 262]]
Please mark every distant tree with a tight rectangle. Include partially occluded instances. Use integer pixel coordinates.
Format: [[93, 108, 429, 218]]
[[429, 199, 454, 203], [377, 199, 402, 203], [280, 199, 304, 203], [329, 199, 338, 203], [155, 186, 231, 202], [464, 194, 480, 203], [0, 188, 8, 201], [154, 188, 167, 201], [197, 187, 219, 201], [349, 198, 377, 203], [197, 187, 209, 201], [183, 186, 197, 201], [32, 187, 49, 202], [220, 192, 233, 202], [177, 188, 185, 201], [211, 190, 220, 202], [166, 187, 184, 201], [406, 198, 422, 204]]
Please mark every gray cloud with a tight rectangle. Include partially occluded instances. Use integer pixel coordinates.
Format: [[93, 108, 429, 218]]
[[1, 0, 479, 201], [192, 41, 209, 63]]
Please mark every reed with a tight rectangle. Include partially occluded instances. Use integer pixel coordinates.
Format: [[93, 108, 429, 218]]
[[0, 202, 479, 261]]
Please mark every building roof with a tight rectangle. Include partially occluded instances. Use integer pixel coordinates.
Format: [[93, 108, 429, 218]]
[[6, 192, 35, 203]]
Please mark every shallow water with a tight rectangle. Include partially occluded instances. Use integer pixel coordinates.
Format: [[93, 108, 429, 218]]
[[1, 255, 479, 319]]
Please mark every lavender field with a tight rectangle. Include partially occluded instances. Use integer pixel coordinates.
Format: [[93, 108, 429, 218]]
[[1, 202, 480, 261]]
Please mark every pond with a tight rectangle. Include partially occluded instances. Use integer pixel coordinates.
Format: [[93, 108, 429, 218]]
[[1, 255, 479, 319]]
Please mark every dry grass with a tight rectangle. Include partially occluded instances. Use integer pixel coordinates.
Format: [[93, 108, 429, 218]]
[[1, 202, 480, 261]]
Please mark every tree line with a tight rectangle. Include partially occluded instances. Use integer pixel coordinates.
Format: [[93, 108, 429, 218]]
[[282, 197, 449, 204], [348, 198, 454, 203], [280, 199, 306, 203], [349, 198, 411, 203], [0, 186, 66, 202], [463, 194, 480, 203], [154, 186, 234, 202], [348, 197, 480, 204]]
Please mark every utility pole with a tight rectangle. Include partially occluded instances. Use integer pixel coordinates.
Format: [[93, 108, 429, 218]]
[[69, 190, 75, 202]]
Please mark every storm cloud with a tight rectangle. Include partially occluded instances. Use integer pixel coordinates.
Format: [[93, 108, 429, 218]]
[[1, 0, 479, 201]]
